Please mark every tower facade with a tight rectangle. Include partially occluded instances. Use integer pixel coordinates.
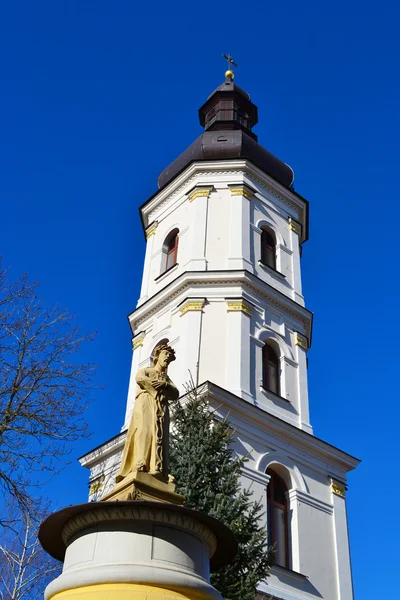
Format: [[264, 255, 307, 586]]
[[80, 75, 359, 600]]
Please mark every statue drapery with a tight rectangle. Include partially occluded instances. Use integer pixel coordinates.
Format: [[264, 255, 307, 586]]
[[116, 344, 179, 483]]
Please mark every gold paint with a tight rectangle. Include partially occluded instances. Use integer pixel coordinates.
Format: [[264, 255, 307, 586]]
[[289, 219, 301, 235], [225, 69, 234, 80], [180, 301, 204, 315], [226, 301, 252, 316], [114, 344, 178, 488], [331, 482, 346, 497], [145, 223, 158, 239], [295, 334, 308, 350], [89, 477, 104, 495], [50, 583, 196, 600], [101, 470, 184, 505], [132, 337, 144, 350], [188, 187, 213, 202], [229, 187, 253, 199]]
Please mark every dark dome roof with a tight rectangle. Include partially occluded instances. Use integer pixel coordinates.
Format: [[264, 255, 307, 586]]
[[157, 78, 294, 190], [158, 129, 294, 189]]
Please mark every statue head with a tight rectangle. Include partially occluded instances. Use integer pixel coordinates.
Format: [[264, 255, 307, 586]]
[[153, 344, 176, 369]]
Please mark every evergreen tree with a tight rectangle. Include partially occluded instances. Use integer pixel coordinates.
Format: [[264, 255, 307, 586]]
[[169, 378, 274, 600]]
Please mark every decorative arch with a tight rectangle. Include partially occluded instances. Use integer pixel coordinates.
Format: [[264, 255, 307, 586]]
[[255, 329, 291, 361], [161, 227, 179, 273], [256, 219, 284, 248], [257, 451, 307, 492]]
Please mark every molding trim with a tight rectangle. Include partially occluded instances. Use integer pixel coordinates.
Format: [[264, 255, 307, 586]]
[[242, 464, 271, 487], [89, 476, 104, 495], [140, 160, 308, 242], [188, 185, 214, 202], [145, 222, 158, 239], [288, 489, 334, 515], [228, 183, 255, 199], [289, 217, 301, 236], [128, 270, 313, 339], [295, 333, 308, 350], [132, 336, 145, 350], [256, 451, 307, 492], [61, 505, 218, 556], [331, 479, 346, 497], [226, 300, 252, 316], [179, 299, 205, 316]]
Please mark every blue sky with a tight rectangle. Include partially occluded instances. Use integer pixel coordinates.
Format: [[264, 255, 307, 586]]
[[1, 1, 399, 597]]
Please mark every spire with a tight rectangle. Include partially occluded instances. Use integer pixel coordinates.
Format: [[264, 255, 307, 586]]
[[198, 56, 258, 141], [157, 64, 294, 190], [222, 52, 238, 81]]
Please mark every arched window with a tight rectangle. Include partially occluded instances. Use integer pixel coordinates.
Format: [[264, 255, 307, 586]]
[[267, 468, 289, 568], [162, 229, 179, 273], [262, 343, 280, 396], [261, 228, 276, 270]]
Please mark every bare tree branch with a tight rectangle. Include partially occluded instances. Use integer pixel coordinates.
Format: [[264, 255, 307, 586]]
[[0, 257, 97, 516], [0, 504, 61, 600]]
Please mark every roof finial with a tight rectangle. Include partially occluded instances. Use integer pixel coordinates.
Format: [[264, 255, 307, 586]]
[[222, 53, 238, 81]]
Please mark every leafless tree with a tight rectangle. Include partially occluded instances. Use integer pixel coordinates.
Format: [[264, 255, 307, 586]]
[[0, 506, 61, 600], [0, 257, 97, 518]]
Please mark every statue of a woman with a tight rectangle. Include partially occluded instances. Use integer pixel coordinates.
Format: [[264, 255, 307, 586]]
[[116, 344, 179, 484]]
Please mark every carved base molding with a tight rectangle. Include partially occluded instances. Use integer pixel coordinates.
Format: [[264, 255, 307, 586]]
[[101, 470, 185, 505], [39, 500, 237, 600]]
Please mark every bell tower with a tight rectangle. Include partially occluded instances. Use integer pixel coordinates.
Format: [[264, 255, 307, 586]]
[[80, 69, 359, 600]]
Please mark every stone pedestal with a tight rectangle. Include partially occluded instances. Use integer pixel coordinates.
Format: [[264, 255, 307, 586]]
[[101, 471, 185, 505], [39, 501, 237, 600]]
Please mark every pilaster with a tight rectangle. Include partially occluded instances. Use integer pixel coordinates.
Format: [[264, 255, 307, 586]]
[[330, 479, 354, 600], [287, 488, 334, 573], [123, 333, 146, 429], [227, 184, 254, 272], [225, 299, 253, 402], [288, 217, 304, 305], [139, 222, 158, 305], [294, 332, 312, 434], [176, 298, 205, 385], [185, 186, 213, 271]]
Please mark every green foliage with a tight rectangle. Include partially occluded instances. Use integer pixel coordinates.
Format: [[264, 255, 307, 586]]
[[169, 381, 274, 600]]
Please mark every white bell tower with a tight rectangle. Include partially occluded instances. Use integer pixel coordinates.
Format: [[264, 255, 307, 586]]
[[80, 72, 359, 600]]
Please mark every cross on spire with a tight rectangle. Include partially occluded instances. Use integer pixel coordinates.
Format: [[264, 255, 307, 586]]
[[222, 53, 238, 70]]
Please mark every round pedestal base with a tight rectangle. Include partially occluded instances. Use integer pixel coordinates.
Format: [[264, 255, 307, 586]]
[[39, 501, 237, 600]]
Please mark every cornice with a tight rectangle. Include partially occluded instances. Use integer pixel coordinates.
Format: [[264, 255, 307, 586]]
[[287, 489, 333, 515], [128, 270, 313, 339], [80, 379, 359, 483], [79, 432, 125, 467], [139, 160, 308, 242], [200, 381, 360, 475]]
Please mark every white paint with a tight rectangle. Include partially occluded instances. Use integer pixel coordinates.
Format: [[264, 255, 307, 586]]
[[44, 506, 222, 600], [79, 158, 358, 600]]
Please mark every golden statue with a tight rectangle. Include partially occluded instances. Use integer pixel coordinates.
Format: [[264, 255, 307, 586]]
[[103, 344, 183, 504], [116, 344, 179, 481]]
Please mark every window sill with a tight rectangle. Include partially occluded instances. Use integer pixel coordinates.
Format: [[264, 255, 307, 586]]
[[260, 386, 291, 404], [258, 261, 286, 280], [154, 263, 179, 283], [271, 564, 308, 581]]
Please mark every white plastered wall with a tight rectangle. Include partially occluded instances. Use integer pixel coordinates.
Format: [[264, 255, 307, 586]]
[[126, 161, 311, 432]]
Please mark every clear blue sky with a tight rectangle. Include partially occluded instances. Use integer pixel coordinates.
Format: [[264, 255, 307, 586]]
[[1, 1, 398, 597]]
